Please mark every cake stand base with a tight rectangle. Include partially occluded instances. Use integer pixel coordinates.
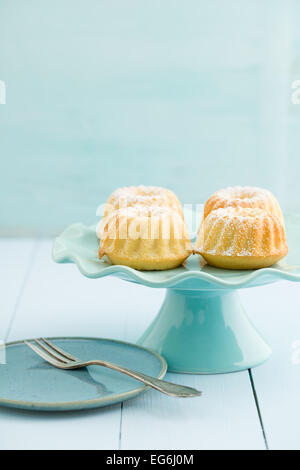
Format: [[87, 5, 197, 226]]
[[138, 289, 272, 374]]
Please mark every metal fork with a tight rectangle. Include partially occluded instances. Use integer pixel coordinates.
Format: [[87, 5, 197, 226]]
[[25, 338, 202, 398]]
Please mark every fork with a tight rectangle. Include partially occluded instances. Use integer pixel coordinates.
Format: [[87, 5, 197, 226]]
[[25, 338, 202, 398]]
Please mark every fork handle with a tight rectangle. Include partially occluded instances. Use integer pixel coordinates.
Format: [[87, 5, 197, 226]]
[[86, 360, 202, 397]]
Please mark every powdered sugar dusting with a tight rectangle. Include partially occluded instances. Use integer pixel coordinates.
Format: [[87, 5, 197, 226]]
[[198, 206, 286, 257], [216, 186, 272, 203], [114, 204, 180, 218], [105, 185, 182, 216]]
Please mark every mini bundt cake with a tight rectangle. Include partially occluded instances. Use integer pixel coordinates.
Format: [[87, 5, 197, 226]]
[[99, 206, 193, 271], [196, 207, 288, 270], [104, 185, 183, 217], [203, 186, 284, 224]]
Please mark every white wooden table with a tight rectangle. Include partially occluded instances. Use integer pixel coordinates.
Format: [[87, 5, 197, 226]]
[[1, 239, 300, 450]]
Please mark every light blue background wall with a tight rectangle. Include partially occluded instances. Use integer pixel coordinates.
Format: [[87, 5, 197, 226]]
[[0, 0, 299, 235]]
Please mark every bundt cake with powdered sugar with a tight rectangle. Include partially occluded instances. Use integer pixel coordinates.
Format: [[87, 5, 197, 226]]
[[99, 206, 192, 271], [104, 185, 183, 217], [203, 186, 284, 224], [196, 207, 288, 269]]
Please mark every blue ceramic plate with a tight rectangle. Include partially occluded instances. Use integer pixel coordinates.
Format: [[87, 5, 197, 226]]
[[53, 213, 300, 290], [0, 337, 167, 411]]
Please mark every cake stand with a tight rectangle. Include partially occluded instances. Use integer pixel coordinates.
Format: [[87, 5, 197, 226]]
[[53, 213, 300, 374]]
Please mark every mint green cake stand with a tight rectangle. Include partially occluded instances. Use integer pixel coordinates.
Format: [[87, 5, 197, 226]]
[[53, 214, 300, 374]]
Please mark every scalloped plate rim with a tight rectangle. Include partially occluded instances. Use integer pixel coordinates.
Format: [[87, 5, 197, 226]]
[[52, 214, 300, 289]]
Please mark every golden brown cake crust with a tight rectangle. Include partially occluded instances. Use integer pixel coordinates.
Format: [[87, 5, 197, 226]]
[[199, 252, 288, 270], [104, 185, 183, 218], [204, 186, 284, 223], [196, 207, 288, 270], [99, 205, 192, 271]]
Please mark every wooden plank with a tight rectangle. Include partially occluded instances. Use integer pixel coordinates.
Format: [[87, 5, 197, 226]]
[[0, 238, 35, 340], [1, 239, 121, 450], [120, 285, 266, 450], [2, 239, 267, 450], [121, 371, 265, 450], [242, 281, 300, 450], [0, 405, 121, 450], [7, 240, 164, 343]]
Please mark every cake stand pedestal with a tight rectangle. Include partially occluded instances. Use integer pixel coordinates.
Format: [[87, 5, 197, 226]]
[[139, 288, 271, 373], [53, 213, 300, 374]]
